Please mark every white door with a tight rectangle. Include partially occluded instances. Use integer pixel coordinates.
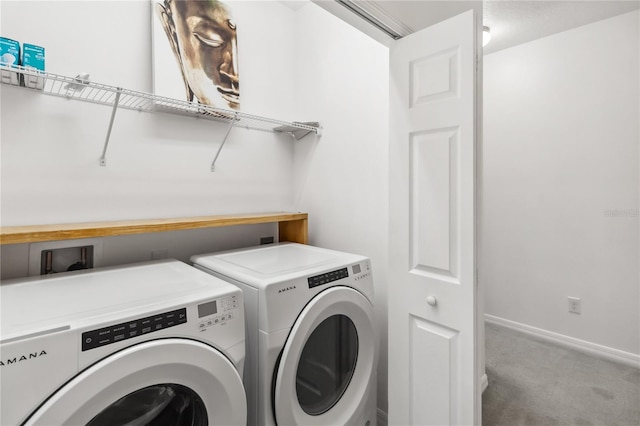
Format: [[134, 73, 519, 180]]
[[274, 286, 377, 426], [24, 339, 246, 425], [388, 9, 480, 426]]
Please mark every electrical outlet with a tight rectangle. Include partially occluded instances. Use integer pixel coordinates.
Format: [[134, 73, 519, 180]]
[[151, 249, 169, 260], [568, 297, 581, 314], [260, 236, 274, 245]]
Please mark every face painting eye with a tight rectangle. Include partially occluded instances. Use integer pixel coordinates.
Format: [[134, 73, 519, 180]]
[[193, 31, 224, 47]]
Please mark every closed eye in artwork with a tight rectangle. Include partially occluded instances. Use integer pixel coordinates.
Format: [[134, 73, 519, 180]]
[[193, 31, 224, 48]]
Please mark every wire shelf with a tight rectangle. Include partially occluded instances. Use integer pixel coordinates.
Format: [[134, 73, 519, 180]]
[[0, 64, 322, 137]]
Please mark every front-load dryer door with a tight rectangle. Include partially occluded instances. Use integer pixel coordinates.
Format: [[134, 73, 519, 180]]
[[23, 339, 246, 426], [274, 286, 377, 426]]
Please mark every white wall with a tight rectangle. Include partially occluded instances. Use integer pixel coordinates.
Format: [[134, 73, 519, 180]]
[[483, 10, 639, 355], [0, 1, 295, 276], [0, 0, 392, 415], [0, 0, 297, 227], [292, 4, 390, 415]]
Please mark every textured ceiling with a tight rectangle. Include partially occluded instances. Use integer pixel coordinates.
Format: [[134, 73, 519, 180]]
[[482, 1, 640, 54]]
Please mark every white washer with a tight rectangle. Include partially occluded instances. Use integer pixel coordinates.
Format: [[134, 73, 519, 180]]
[[191, 243, 378, 426], [0, 260, 247, 426]]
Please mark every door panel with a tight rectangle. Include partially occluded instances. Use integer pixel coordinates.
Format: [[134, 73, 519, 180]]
[[411, 47, 459, 105], [411, 127, 459, 278], [389, 9, 479, 426], [410, 317, 459, 426]]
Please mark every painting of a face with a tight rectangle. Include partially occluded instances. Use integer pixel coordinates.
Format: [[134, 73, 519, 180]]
[[156, 0, 240, 109]]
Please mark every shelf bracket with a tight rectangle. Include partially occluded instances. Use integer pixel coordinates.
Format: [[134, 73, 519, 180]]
[[99, 88, 122, 167], [210, 112, 238, 172], [273, 122, 321, 140]]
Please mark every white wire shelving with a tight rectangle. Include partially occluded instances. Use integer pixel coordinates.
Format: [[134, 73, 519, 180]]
[[0, 65, 322, 171]]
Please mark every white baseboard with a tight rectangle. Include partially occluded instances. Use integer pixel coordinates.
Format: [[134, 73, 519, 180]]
[[481, 373, 489, 393], [377, 408, 388, 426], [485, 314, 640, 368]]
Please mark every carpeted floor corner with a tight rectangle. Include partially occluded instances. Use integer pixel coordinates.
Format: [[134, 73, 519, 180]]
[[482, 322, 640, 426]]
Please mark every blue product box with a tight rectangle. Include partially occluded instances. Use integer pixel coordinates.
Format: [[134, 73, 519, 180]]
[[22, 43, 45, 89], [0, 37, 21, 85]]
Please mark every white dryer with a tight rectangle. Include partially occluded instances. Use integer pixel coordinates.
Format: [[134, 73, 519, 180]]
[[191, 243, 378, 426], [0, 260, 247, 426]]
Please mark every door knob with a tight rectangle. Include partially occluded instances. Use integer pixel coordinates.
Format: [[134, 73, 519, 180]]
[[426, 296, 438, 306]]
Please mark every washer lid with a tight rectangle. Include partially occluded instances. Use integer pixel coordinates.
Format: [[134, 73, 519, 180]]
[[191, 243, 366, 287]]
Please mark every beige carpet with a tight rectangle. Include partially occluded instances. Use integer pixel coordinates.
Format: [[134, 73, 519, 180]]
[[482, 322, 640, 426]]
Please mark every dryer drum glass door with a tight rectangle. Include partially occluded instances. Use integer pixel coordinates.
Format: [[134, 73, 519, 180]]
[[23, 339, 246, 426], [296, 314, 358, 415], [274, 286, 377, 426], [86, 383, 207, 425]]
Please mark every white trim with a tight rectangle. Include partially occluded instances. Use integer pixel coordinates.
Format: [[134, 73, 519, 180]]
[[377, 408, 388, 426], [485, 314, 640, 368], [343, 0, 415, 37], [310, 1, 394, 47], [480, 374, 488, 393]]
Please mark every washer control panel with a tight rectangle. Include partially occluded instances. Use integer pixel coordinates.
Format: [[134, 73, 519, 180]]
[[198, 294, 239, 331], [82, 308, 187, 351]]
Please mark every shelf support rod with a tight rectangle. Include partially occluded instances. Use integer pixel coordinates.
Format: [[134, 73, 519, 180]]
[[99, 88, 122, 167], [210, 112, 238, 172]]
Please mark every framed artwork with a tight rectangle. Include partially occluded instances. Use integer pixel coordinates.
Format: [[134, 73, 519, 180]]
[[152, 0, 240, 110]]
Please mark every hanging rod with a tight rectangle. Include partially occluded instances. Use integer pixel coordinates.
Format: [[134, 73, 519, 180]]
[[334, 0, 413, 40]]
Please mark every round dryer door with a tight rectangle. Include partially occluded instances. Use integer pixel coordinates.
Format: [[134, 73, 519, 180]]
[[274, 286, 377, 426], [24, 339, 246, 426]]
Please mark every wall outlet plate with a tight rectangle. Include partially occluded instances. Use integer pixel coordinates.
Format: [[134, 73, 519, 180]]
[[568, 297, 581, 314], [151, 248, 169, 260], [260, 236, 274, 245]]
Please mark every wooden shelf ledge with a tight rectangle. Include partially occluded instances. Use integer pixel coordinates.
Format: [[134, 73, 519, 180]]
[[0, 212, 308, 245]]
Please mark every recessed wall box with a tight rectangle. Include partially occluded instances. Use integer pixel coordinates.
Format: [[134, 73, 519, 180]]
[[28, 238, 103, 276]]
